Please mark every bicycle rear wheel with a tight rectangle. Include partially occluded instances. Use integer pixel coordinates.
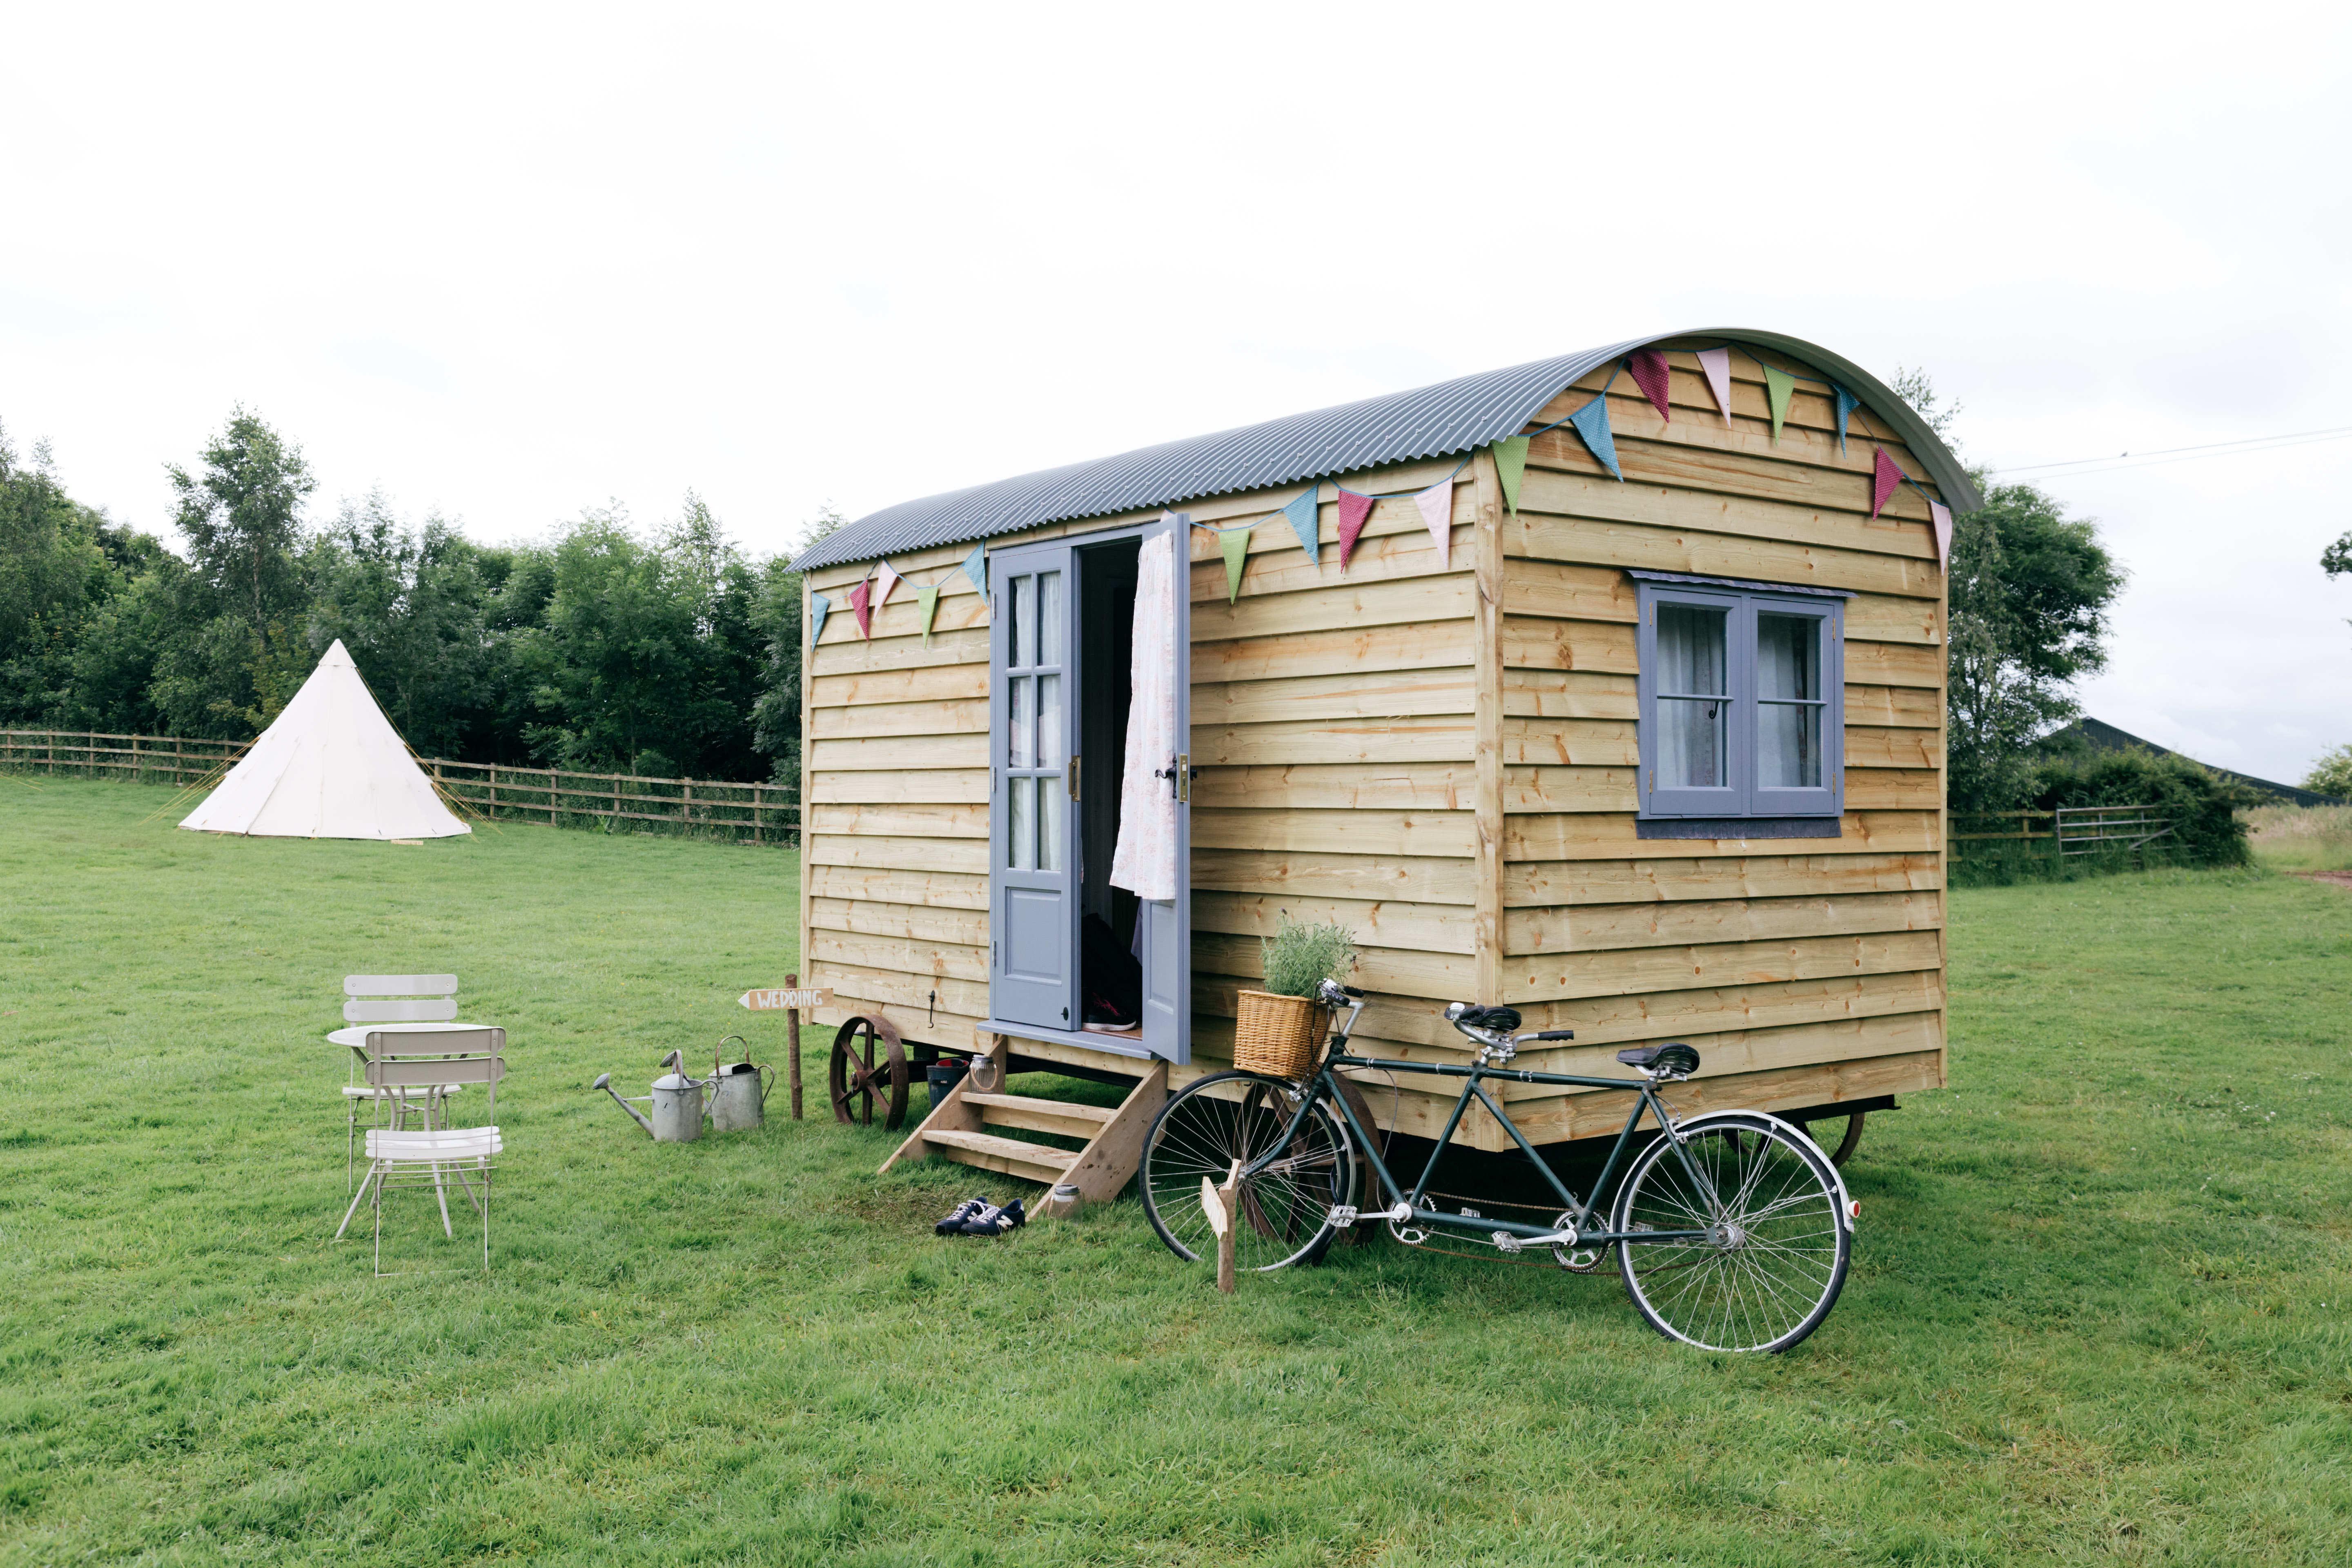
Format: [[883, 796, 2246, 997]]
[[1613, 1114, 1849, 1353], [1140, 1071, 1355, 1272]]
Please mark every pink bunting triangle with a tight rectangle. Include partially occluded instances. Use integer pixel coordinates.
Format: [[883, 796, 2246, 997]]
[[847, 576, 873, 639], [1629, 349, 1673, 422], [872, 562, 901, 609], [1929, 502, 1953, 572], [1870, 448, 1904, 519], [1335, 490, 1374, 569], [1697, 347, 1733, 428], [1417, 479, 1454, 570]]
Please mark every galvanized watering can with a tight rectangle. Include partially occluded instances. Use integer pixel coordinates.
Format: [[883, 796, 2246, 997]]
[[593, 1049, 714, 1142], [708, 1035, 774, 1134]]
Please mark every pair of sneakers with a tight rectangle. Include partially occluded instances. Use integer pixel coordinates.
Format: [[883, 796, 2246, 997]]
[[934, 1196, 1026, 1236]]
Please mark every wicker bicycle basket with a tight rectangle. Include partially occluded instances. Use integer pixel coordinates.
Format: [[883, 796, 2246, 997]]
[[1232, 989, 1329, 1079]]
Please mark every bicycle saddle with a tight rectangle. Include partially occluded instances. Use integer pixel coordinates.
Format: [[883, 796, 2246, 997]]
[[1447, 1003, 1522, 1035], [1616, 1042, 1701, 1078]]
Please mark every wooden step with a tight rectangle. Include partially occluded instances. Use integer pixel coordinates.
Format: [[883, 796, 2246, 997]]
[[921, 1129, 1079, 1183], [963, 1091, 1117, 1140]]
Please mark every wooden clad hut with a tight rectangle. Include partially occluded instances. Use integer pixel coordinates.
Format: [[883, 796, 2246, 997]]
[[792, 330, 1977, 1190]]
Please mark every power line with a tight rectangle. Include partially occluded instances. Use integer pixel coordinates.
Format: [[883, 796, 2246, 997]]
[[1993, 424, 2352, 478]]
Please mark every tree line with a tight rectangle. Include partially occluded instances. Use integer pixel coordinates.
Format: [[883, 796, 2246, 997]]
[[1, 410, 833, 783]]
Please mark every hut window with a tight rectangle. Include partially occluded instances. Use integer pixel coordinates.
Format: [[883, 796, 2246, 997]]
[[1636, 580, 1843, 825]]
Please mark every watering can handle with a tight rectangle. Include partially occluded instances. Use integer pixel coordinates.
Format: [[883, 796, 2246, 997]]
[[760, 1062, 776, 1103]]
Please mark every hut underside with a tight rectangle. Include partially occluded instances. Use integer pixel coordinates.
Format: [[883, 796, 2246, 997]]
[[801, 340, 1947, 1152]]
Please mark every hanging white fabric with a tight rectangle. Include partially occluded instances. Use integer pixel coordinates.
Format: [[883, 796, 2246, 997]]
[[1110, 530, 1177, 900]]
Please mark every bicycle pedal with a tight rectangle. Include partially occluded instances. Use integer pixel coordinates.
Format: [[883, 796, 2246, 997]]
[[1490, 1230, 1522, 1254]]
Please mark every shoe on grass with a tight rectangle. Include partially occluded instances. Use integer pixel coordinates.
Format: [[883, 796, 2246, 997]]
[[933, 1197, 987, 1234], [959, 1198, 1026, 1236]]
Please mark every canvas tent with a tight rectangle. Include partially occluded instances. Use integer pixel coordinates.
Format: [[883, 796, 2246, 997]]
[[179, 639, 470, 840]]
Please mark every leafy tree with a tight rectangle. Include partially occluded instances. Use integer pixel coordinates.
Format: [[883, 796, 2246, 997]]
[[2305, 744, 2352, 801], [0, 423, 167, 726], [749, 507, 844, 785], [2324, 532, 2352, 580], [1947, 481, 2127, 810], [308, 493, 499, 758]]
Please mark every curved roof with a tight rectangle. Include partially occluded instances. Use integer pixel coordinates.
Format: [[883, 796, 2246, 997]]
[[791, 328, 1981, 572]]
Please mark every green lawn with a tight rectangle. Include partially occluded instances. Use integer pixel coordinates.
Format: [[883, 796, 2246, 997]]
[[3, 775, 2350, 1566]]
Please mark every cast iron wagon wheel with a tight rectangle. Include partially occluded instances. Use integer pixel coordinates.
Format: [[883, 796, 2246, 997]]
[[1801, 1110, 1867, 1167], [829, 1014, 908, 1129]]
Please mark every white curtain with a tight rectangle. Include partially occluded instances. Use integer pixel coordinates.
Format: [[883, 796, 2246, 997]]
[[1110, 530, 1176, 900]]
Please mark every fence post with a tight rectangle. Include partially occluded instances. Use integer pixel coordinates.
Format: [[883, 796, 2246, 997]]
[[684, 777, 693, 833]]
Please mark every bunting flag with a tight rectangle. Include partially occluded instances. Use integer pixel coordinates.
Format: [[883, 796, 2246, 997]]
[[1929, 501, 1953, 572], [1279, 486, 1320, 564], [1629, 348, 1673, 422], [960, 542, 987, 598], [1416, 480, 1455, 569], [1697, 347, 1733, 427], [808, 592, 829, 648], [1832, 384, 1861, 454], [847, 577, 874, 639], [1763, 365, 1797, 443], [1219, 526, 1253, 602], [1491, 435, 1528, 516], [1870, 448, 1904, 519], [914, 583, 941, 646], [1336, 490, 1375, 568], [872, 561, 902, 609], [1567, 394, 1624, 481]]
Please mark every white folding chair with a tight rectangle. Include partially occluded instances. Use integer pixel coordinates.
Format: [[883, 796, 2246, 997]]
[[337, 975, 462, 1190], [334, 1028, 505, 1275]]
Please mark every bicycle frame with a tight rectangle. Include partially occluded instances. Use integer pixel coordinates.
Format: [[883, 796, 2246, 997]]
[[1244, 1048, 1722, 1250]]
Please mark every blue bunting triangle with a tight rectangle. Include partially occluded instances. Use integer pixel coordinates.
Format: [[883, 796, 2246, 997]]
[[1833, 384, 1861, 454], [1279, 485, 1320, 564], [1568, 394, 1624, 481], [960, 542, 987, 598], [808, 592, 829, 649]]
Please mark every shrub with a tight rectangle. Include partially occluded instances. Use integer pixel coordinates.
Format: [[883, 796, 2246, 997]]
[[1951, 746, 2257, 887], [2303, 744, 2352, 802], [1259, 913, 1356, 998]]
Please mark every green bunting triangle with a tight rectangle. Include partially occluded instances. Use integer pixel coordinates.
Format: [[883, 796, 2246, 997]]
[[914, 584, 941, 646], [1220, 526, 1253, 603], [1491, 436, 1529, 516], [1763, 366, 1797, 444]]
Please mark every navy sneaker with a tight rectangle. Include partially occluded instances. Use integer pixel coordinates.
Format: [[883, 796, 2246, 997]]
[[959, 1198, 1027, 1236], [933, 1197, 987, 1235]]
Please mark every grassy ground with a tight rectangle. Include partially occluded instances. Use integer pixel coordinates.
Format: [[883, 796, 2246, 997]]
[[2246, 804, 2352, 874], [3, 775, 2350, 1566]]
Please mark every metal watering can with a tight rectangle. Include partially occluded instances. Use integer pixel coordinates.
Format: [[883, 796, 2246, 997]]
[[708, 1035, 773, 1133], [593, 1049, 714, 1142]]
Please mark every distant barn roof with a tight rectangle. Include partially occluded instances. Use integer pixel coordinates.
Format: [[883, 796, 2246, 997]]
[[791, 328, 1982, 572]]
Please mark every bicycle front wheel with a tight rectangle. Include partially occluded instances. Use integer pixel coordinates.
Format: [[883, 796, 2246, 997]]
[[1140, 1071, 1355, 1272], [1613, 1114, 1850, 1354]]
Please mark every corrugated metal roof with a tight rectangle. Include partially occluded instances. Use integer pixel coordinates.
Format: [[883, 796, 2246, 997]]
[[791, 329, 1982, 572]]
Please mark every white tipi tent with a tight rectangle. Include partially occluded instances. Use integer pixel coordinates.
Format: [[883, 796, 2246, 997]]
[[179, 639, 470, 840]]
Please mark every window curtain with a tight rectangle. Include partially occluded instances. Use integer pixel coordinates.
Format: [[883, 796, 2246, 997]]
[[1655, 605, 1727, 790], [1109, 530, 1176, 900]]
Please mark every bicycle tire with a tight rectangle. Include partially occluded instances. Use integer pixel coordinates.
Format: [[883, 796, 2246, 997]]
[[1612, 1114, 1850, 1354], [1140, 1071, 1356, 1272]]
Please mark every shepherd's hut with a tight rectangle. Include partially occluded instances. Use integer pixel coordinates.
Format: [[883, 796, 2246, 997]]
[[791, 330, 1976, 1195]]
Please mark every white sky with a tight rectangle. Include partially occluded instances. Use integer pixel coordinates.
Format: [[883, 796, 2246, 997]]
[[5, 2, 2348, 784]]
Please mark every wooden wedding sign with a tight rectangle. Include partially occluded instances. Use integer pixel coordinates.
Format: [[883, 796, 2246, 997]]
[[736, 978, 830, 1118]]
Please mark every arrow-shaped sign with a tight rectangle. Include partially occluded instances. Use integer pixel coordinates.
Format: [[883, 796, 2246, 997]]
[[739, 987, 830, 1011]]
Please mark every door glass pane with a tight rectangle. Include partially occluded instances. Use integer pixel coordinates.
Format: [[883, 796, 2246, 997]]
[[1037, 674, 1061, 766], [1758, 703, 1822, 788], [1017, 574, 1038, 670], [1009, 677, 1032, 768], [1010, 776, 1034, 868], [1757, 613, 1819, 700], [1038, 571, 1062, 665], [1656, 604, 1727, 695], [1038, 776, 1062, 871], [1658, 697, 1728, 788], [1006, 577, 1024, 667]]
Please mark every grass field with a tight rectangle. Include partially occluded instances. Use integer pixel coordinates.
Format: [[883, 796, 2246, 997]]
[[2247, 804, 2352, 874], [3, 776, 2350, 1566]]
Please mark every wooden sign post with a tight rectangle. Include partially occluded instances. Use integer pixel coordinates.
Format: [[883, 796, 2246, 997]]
[[1201, 1157, 1242, 1294], [739, 980, 831, 1121]]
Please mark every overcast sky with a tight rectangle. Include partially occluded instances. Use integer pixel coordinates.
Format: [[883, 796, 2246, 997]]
[[6, 3, 2347, 783]]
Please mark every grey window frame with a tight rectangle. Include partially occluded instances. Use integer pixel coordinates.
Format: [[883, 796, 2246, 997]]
[[1635, 577, 1844, 825]]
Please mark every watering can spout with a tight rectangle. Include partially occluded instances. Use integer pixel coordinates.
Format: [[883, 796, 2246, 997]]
[[592, 1071, 656, 1136]]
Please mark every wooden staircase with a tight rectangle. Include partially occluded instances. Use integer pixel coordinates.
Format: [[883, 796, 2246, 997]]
[[879, 1038, 1166, 1207]]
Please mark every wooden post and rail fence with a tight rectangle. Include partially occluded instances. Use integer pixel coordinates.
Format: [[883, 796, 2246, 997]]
[[1950, 805, 2177, 862], [0, 728, 799, 846]]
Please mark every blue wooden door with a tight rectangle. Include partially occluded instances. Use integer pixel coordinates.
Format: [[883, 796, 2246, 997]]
[[1136, 515, 1191, 1064], [989, 543, 1079, 1031]]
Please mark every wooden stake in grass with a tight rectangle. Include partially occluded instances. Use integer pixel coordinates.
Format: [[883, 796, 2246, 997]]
[[786, 971, 803, 1120], [1203, 1159, 1241, 1294]]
